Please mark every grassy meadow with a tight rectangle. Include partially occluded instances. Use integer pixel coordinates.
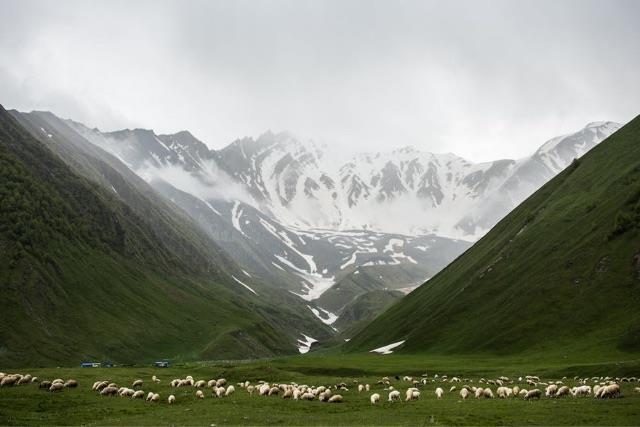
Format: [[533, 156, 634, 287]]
[[1, 353, 639, 425]]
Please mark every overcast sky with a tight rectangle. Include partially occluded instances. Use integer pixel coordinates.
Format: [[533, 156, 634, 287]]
[[1, 0, 639, 161]]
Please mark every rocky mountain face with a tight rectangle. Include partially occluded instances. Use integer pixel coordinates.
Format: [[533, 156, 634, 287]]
[[62, 117, 620, 341]]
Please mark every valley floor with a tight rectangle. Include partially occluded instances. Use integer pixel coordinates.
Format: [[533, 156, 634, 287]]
[[1, 354, 639, 426]]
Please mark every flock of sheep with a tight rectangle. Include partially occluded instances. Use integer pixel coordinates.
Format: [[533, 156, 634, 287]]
[[2, 371, 639, 408]]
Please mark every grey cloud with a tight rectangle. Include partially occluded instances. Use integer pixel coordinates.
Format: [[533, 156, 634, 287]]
[[0, 0, 638, 161]]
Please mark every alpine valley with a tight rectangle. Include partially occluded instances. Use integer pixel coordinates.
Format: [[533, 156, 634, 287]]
[[1, 105, 621, 365]]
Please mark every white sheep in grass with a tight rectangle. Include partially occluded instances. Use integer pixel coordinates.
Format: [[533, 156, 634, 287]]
[[268, 386, 280, 396], [216, 378, 227, 387], [131, 390, 145, 399], [146, 392, 154, 401], [545, 384, 558, 397], [49, 383, 64, 392], [225, 385, 235, 396], [293, 389, 301, 400], [328, 394, 343, 403], [449, 386, 456, 392], [152, 375, 160, 384], [247, 385, 255, 395], [475, 388, 484, 399], [196, 390, 204, 399], [207, 379, 216, 388], [100, 386, 118, 396], [259, 384, 270, 396], [365, 384, 371, 391], [301, 392, 314, 401], [596, 384, 620, 399], [435, 387, 444, 399], [634, 387, 640, 394], [283, 389, 293, 399], [460, 388, 469, 400], [120, 388, 135, 397], [571, 385, 591, 397], [168, 395, 175, 404], [497, 386, 511, 398], [388, 390, 401, 402], [524, 389, 542, 400], [195, 380, 206, 388], [132, 380, 143, 388], [405, 388, 419, 401], [555, 386, 570, 398], [370, 393, 380, 404], [318, 391, 328, 402], [215, 387, 225, 398], [512, 386, 520, 396], [358, 384, 364, 393], [483, 388, 494, 399]]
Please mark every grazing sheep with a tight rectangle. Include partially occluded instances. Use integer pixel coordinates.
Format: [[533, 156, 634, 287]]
[[96, 381, 109, 391], [328, 394, 343, 403], [449, 386, 456, 392], [152, 375, 160, 384], [524, 389, 542, 400], [215, 387, 225, 398], [358, 384, 364, 393], [259, 384, 270, 396], [52, 379, 64, 385], [460, 388, 469, 400], [146, 392, 154, 401], [596, 384, 620, 399], [100, 387, 118, 396], [132, 390, 145, 399], [365, 384, 371, 392], [475, 388, 484, 399], [483, 388, 494, 399], [1, 376, 17, 387], [512, 386, 520, 396], [268, 386, 280, 396], [435, 387, 444, 399], [39, 381, 52, 389], [555, 386, 570, 398], [371, 393, 381, 404], [572, 385, 591, 397], [168, 395, 176, 404], [545, 384, 558, 398], [196, 390, 204, 399], [120, 388, 135, 397], [405, 388, 419, 401], [283, 389, 293, 399], [225, 385, 235, 396], [195, 380, 206, 388], [216, 378, 227, 387], [388, 390, 401, 402], [49, 383, 64, 392], [64, 379, 78, 388], [247, 385, 255, 395], [17, 375, 32, 385], [150, 393, 160, 403], [132, 379, 143, 388]]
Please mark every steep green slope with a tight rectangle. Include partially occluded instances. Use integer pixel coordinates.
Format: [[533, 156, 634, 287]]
[[334, 289, 403, 338], [0, 105, 296, 367], [347, 115, 640, 358]]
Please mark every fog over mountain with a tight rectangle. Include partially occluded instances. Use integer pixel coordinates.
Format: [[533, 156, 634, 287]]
[[1, 0, 639, 161]]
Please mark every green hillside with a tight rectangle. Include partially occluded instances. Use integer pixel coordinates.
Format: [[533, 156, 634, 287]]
[[346, 115, 640, 358], [0, 105, 299, 367]]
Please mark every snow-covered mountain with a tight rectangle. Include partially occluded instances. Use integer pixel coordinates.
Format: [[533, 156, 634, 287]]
[[66, 119, 621, 333]]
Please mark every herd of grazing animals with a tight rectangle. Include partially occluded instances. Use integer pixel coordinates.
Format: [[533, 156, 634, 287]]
[[1, 371, 638, 409]]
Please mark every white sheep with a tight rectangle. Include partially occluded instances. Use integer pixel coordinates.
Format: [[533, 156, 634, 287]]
[[545, 384, 558, 398], [365, 384, 371, 392], [370, 393, 380, 404], [555, 386, 570, 398], [152, 375, 160, 384], [247, 385, 255, 395], [146, 392, 154, 401], [225, 385, 235, 396], [460, 388, 469, 399], [483, 388, 494, 399], [435, 387, 444, 399], [131, 390, 145, 399], [524, 389, 542, 400], [388, 390, 401, 402], [132, 379, 143, 388], [168, 394, 175, 404], [328, 394, 343, 403], [358, 384, 364, 393], [474, 388, 484, 399], [195, 380, 206, 388], [49, 383, 64, 392], [196, 390, 204, 399]]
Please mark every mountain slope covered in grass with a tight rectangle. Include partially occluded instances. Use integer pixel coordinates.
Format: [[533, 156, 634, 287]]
[[346, 115, 640, 358], [0, 105, 320, 367]]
